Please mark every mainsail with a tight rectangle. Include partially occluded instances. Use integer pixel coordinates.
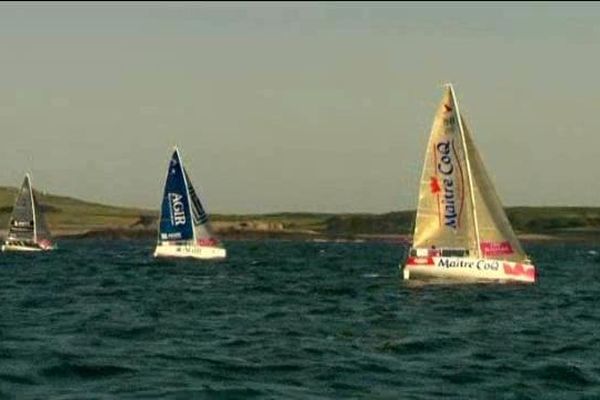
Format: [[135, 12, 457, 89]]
[[158, 149, 194, 243], [412, 85, 527, 262], [7, 175, 36, 242], [413, 86, 476, 253]]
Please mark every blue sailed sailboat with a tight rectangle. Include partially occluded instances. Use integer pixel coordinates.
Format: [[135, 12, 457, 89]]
[[153, 147, 226, 260]]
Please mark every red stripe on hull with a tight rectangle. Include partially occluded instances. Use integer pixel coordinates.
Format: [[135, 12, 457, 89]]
[[406, 256, 435, 266]]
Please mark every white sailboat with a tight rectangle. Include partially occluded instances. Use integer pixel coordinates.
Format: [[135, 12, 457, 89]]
[[153, 147, 226, 260], [401, 84, 536, 283], [2, 173, 56, 252]]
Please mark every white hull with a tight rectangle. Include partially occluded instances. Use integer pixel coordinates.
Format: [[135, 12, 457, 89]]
[[153, 244, 226, 260], [1, 242, 55, 252], [402, 256, 536, 283]]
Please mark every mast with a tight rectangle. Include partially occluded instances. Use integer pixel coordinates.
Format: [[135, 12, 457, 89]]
[[27, 173, 38, 243], [447, 84, 481, 257], [176, 147, 198, 243]]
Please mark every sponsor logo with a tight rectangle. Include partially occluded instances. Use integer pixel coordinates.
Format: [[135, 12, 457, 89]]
[[503, 263, 535, 280], [198, 238, 218, 246], [168, 193, 187, 226], [436, 140, 460, 229], [481, 241, 513, 256], [443, 103, 456, 135], [430, 177, 441, 194], [437, 257, 500, 271], [162, 232, 182, 240], [12, 220, 32, 227]]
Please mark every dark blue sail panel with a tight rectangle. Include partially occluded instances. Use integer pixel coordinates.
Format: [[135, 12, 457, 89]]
[[184, 169, 209, 226], [159, 150, 194, 242]]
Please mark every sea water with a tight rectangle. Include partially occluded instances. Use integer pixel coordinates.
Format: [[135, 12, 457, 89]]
[[0, 240, 599, 399]]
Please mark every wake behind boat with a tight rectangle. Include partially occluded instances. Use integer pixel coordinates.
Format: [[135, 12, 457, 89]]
[[153, 147, 226, 260], [401, 84, 536, 283], [2, 173, 56, 252]]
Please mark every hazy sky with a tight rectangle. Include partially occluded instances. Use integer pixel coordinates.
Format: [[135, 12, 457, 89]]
[[0, 1, 598, 213]]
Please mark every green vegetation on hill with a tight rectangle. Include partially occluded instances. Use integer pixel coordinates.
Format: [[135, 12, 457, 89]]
[[0, 186, 598, 240], [506, 207, 600, 232], [0, 186, 156, 234], [212, 212, 334, 232], [322, 207, 600, 236], [324, 211, 415, 235]]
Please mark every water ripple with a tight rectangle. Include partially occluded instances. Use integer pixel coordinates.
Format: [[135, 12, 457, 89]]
[[0, 239, 599, 398]]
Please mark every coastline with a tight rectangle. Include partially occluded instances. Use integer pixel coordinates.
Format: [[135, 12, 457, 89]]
[[40, 227, 600, 244]]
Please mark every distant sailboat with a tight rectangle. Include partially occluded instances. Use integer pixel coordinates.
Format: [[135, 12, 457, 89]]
[[2, 174, 55, 252], [153, 147, 226, 260], [401, 84, 536, 283]]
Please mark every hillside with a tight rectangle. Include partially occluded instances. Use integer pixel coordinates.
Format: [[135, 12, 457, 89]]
[[0, 187, 599, 242], [323, 207, 600, 236], [0, 186, 156, 235]]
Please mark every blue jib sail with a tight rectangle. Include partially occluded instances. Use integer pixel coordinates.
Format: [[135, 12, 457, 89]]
[[159, 150, 194, 242], [184, 169, 209, 226]]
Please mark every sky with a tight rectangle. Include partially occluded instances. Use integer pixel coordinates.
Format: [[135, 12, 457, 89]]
[[0, 1, 599, 213]]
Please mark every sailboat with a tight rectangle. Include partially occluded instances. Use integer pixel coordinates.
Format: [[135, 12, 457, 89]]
[[153, 147, 226, 260], [401, 84, 536, 283], [2, 173, 56, 252]]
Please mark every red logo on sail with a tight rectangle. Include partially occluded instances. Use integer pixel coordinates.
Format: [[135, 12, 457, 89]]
[[430, 177, 441, 194], [481, 241, 513, 256], [444, 104, 453, 113]]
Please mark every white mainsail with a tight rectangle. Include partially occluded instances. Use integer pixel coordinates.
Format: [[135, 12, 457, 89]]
[[412, 84, 527, 262], [412, 85, 476, 254]]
